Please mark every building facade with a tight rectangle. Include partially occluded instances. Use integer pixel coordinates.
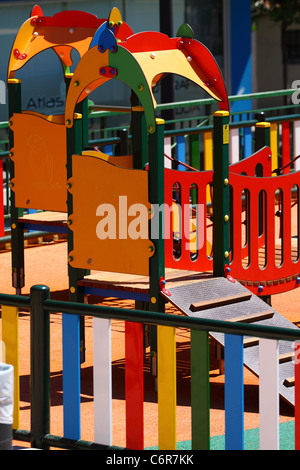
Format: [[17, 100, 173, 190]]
[[0, 0, 276, 121]]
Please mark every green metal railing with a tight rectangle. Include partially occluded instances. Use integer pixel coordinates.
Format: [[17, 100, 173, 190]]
[[0, 88, 299, 241], [2, 284, 300, 450]]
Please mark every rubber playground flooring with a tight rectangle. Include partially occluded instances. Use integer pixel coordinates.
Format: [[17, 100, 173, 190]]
[[0, 240, 299, 450]]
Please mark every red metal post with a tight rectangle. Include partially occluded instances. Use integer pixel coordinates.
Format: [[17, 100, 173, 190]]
[[125, 321, 144, 449], [281, 122, 291, 175]]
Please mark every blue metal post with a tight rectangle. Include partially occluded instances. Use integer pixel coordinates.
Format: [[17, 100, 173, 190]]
[[62, 313, 81, 439], [224, 333, 244, 450]]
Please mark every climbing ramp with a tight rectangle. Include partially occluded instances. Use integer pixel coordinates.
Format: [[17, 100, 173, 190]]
[[161, 276, 298, 406]]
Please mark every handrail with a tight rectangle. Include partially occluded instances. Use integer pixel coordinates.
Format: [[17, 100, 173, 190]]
[[0, 88, 297, 138], [1, 289, 300, 342]]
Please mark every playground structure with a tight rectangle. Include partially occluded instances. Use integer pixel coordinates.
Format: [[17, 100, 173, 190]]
[[2, 4, 300, 450]]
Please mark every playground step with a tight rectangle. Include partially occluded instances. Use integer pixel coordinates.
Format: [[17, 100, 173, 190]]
[[227, 310, 274, 324], [284, 377, 295, 387], [243, 337, 259, 347], [279, 352, 294, 364], [161, 276, 298, 407], [190, 292, 252, 312]]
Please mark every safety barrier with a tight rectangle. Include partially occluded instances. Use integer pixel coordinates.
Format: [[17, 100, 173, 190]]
[[164, 164, 300, 296], [1, 284, 300, 450], [164, 145, 273, 273]]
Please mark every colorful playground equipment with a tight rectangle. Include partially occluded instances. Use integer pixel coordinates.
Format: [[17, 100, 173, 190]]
[[2, 4, 300, 450]]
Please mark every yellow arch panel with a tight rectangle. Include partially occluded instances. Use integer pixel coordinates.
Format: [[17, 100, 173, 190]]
[[132, 49, 222, 103], [8, 16, 98, 78]]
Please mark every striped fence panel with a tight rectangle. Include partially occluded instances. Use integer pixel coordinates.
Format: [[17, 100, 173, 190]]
[[225, 334, 244, 450], [175, 135, 186, 169], [230, 127, 240, 164], [93, 317, 112, 446], [2, 300, 300, 450], [55, 319, 300, 450], [62, 313, 81, 440], [259, 339, 279, 450], [125, 322, 144, 450]]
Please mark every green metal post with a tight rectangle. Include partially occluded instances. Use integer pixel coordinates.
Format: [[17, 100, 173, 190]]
[[66, 113, 83, 279], [191, 330, 210, 450], [66, 113, 88, 363], [8, 79, 24, 294], [131, 95, 150, 351], [116, 128, 129, 156], [255, 121, 271, 152], [189, 134, 200, 170], [148, 119, 166, 373], [79, 97, 89, 150], [213, 111, 230, 277], [30, 285, 50, 450], [65, 73, 89, 363], [131, 94, 149, 169]]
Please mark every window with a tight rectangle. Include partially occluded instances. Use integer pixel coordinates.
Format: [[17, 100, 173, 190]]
[[285, 29, 300, 64]]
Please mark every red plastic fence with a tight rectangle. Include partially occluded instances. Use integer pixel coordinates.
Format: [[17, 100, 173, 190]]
[[230, 171, 300, 296], [164, 147, 300, 296]]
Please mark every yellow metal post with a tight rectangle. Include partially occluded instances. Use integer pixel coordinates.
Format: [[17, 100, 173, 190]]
[[270, 123, 279, 174], [157, 325, 177, 450], [1, 306, 19, 429], [204, 131, 213, 203]]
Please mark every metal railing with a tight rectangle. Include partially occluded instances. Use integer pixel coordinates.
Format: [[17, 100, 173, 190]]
[[0, 88, 299, 242], [1, 284, 300, 450]]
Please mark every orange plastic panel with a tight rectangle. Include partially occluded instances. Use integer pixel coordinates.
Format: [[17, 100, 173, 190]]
[[65, 48, 111, 125], [82, 150, 133, 168], [10, 112, 67, 212], [68, 155, 154, 275]]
